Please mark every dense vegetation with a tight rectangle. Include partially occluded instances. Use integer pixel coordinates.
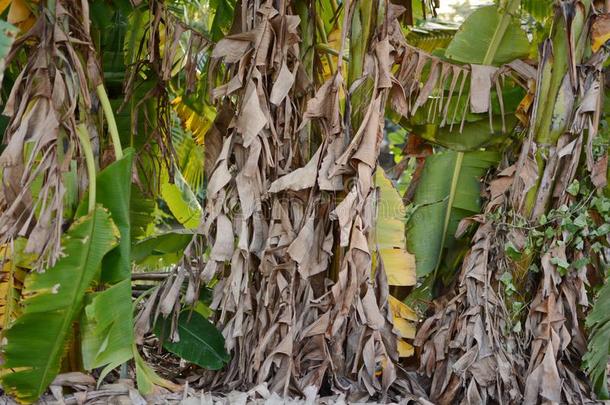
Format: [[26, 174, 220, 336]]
[[0, 0, 609, 403]]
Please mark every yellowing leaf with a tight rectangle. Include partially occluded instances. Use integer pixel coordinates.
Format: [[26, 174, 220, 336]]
[[375, 168, 416, 286], [394, 317, 416, 339], [5, 0, 36, 32], [389, 295, 418, 321], [397, 340, 414, 357], [389, 295, 417, 358], [516, 86, 535, 126], [0, 243, 26, 330], [161, 177, 202, 229], [319, 27, 343, 81], [380, 248, 417, 286], [0, 0, 10, 15], [172, 97, 216, 145]]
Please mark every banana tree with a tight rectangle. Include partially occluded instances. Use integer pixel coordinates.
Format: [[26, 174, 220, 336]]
[[1, 0, 610, 403], [415, 1, 610, 403]]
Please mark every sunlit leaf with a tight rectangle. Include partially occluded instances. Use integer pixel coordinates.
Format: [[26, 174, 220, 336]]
[[375, 168, 416, 287], [161, 172, 202, 229]]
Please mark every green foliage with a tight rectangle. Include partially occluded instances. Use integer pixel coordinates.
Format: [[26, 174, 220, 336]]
[[81, 279, 134, 382], [134, 346, 179, 394], [161, 171, 202, 229], [406, 150, 499, 277], [79, 151, 135, 385], [97, 150, 134, 283], [415, 115, 518, 152], [522, 0, 553, 22], [155, 311, 230, 370], [578, 194, 610, 399], [130, 188, 157, 240], [90, 0, 135, 89], [210, 0, 237, 42], [445, 5, 530, 66], [132, 230, 193, 266], [1, 207, 119, 403], [585, 278, 610, 400]]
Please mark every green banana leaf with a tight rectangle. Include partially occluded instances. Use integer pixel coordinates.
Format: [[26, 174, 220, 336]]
[[81, 279, 134, 381], [161, 171, 202, 230], [97, 149, 134, 283], [130, 187, 157, 240], [210, 0, 237, 42], [78, 152, 135, 386], [1, 207, 119, 403], [155, 310, 229, 370], [132, 230, 194, 265], [523, 0, 554, 21], [406, 150, 498, 277], [445, 5, 530, 66], [415, 114, 518, 152]]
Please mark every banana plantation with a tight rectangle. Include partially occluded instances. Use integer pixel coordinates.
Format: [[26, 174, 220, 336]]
[[0, 0, 610, 403]]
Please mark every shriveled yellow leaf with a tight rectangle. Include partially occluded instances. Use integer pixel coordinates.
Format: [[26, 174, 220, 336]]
[[375, 167, 416, 286], [516, 86, 535, 126], [397, 340, 414, 357], [592, 14, 610, 53]]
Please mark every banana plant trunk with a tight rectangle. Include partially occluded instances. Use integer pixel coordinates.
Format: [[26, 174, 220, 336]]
[[169, 0, 408, 398]]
